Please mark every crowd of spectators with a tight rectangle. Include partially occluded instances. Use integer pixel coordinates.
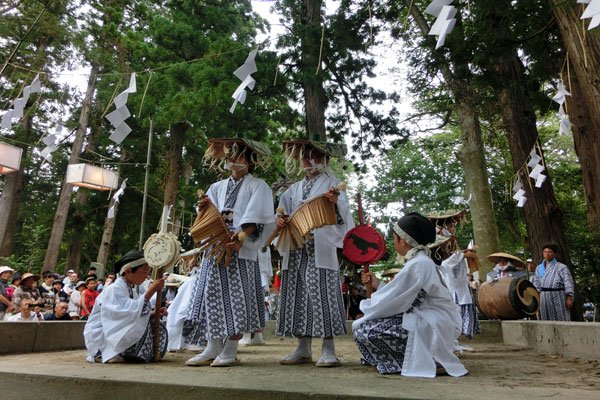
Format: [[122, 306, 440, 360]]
[[0, 265, 114, 322]]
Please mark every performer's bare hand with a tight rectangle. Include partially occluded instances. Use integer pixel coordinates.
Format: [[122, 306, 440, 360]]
[[566, 295, 574, 309], [149, 277, 165, 294], [276, 216, 288, 229], [361, 271, 379, 289], [325, 188, 339, 204], [198, 197, 210, 208], [225, 233, 243, 251]]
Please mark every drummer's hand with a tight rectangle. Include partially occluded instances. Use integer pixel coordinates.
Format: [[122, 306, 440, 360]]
[[276, 216, 288, 229], [566, 295, 574, 309], [225, 234, 244, 251], [325, 188, 339, 204], [361, 271, 379, 289], [198, 197, 209, 208]]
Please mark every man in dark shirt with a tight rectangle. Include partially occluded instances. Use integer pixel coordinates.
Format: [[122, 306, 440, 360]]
[[44, 301, 72, 321]]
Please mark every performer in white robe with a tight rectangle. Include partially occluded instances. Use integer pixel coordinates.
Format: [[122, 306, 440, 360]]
[[275, 140, 354, 367], [84, 250, 167, 363], [168, 138, 275, 367], [438, 244, 480, 339], [353, 213, 468, 378]]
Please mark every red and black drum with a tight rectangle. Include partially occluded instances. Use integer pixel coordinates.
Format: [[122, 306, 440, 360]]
[[476, 277, 539, 319]]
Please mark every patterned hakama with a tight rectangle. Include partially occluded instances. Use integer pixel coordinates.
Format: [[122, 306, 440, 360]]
[[183, 254, 265, 343], [276, 237, 347, 338], [122, 320, 168, 362], [459, 303, 480, 338], [353, 289, 426, 374]]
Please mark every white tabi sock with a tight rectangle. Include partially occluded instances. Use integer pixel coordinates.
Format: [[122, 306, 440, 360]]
[[218, 338, 240, 361], [239, 332, 253, 345], [201, 338, 223, 359], [294, 337, 312, 357], [319, 338, 336, 361]]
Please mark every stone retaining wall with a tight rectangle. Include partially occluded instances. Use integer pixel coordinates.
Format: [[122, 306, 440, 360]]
[[502, 320, 600, 362]]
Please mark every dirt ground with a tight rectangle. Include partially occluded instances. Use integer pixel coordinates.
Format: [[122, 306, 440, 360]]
[[1, 334, 598, 399]]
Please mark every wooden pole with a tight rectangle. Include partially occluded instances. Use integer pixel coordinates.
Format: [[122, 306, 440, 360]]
[[139, 120, 153, 250], [152, 266, 163, 362]]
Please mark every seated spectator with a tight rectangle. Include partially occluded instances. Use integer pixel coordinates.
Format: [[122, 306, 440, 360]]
[[63, 272, 79, 296], [52, 279, 70, 304], [353, 212, 467, 378], [63, 269, 75, 285], [0, 266, 16, 320], [12, 272, 42, 307], [7, 298, 42, 322], [68, 281, 86, 320], [81, 277, 99, 320], [45, 301, 72, 321], [40, 271, 55, 294]]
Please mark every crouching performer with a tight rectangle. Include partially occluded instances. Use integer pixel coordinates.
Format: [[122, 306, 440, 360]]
[[84, 250, 167, 363], [353, 213, 468, 378]]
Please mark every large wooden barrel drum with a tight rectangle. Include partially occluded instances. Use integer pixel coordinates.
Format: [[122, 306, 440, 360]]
[[476, 277, 539, 319]]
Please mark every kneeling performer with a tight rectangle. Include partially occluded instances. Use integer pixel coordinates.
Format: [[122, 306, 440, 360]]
[[84, 250, 167, 363]]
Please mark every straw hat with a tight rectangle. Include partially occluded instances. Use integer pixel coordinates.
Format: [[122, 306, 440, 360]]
[[282, 139, 347, 175], [426, 209, 467, 228], [20, 272, 40, 285], [165, 275, 182, 288], [487, 252, 525, 269], [381, 268, 401, 278], [203, 137, 271, 172]]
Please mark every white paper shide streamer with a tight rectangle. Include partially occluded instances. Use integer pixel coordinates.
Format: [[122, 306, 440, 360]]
[[512, 177, 527, 208], [39, 125, 63, 163], [230, 49, 258, 113], [425, 0, 457, 49], [527, 147, 547, 189], [1, 75, 42, 130], [579, 0, 600, 30], [107, 178, 127, 219], [107, 74, 137, 144], [552, 80, 571, 135]]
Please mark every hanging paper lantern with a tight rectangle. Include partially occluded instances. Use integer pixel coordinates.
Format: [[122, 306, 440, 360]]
[[66, 163, 119, 191], [0, 142, 23, 174]]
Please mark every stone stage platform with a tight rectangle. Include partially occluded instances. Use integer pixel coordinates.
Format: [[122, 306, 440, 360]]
[[1, 323, 599, 400]]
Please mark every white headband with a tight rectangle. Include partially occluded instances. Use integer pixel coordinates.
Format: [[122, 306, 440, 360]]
[[119, 257, 147, 275]]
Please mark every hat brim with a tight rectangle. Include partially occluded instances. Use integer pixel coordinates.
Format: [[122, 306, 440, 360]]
[[426, 210, 467, 226], [487, 252, 525, 269], [381, 268, 401, 277], [282, 140, 347, 159], [207, 138, 270, 157]]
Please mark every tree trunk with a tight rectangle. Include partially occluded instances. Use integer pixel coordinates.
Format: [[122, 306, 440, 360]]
[[490, 52, 582, 320], [163, 122, 187, 232], [301, 0, 327, 141], [549, 0, 600, 227], [96, 190, 119, 272], [455, 101, 501, 276], [0, 115, 33, 256], [407, 4, 501, 275], [43, 69, 97, 272], [65, 111, 102, 272]]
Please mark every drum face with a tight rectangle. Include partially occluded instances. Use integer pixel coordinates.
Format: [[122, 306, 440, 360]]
[[477, 277, 540, 320]]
